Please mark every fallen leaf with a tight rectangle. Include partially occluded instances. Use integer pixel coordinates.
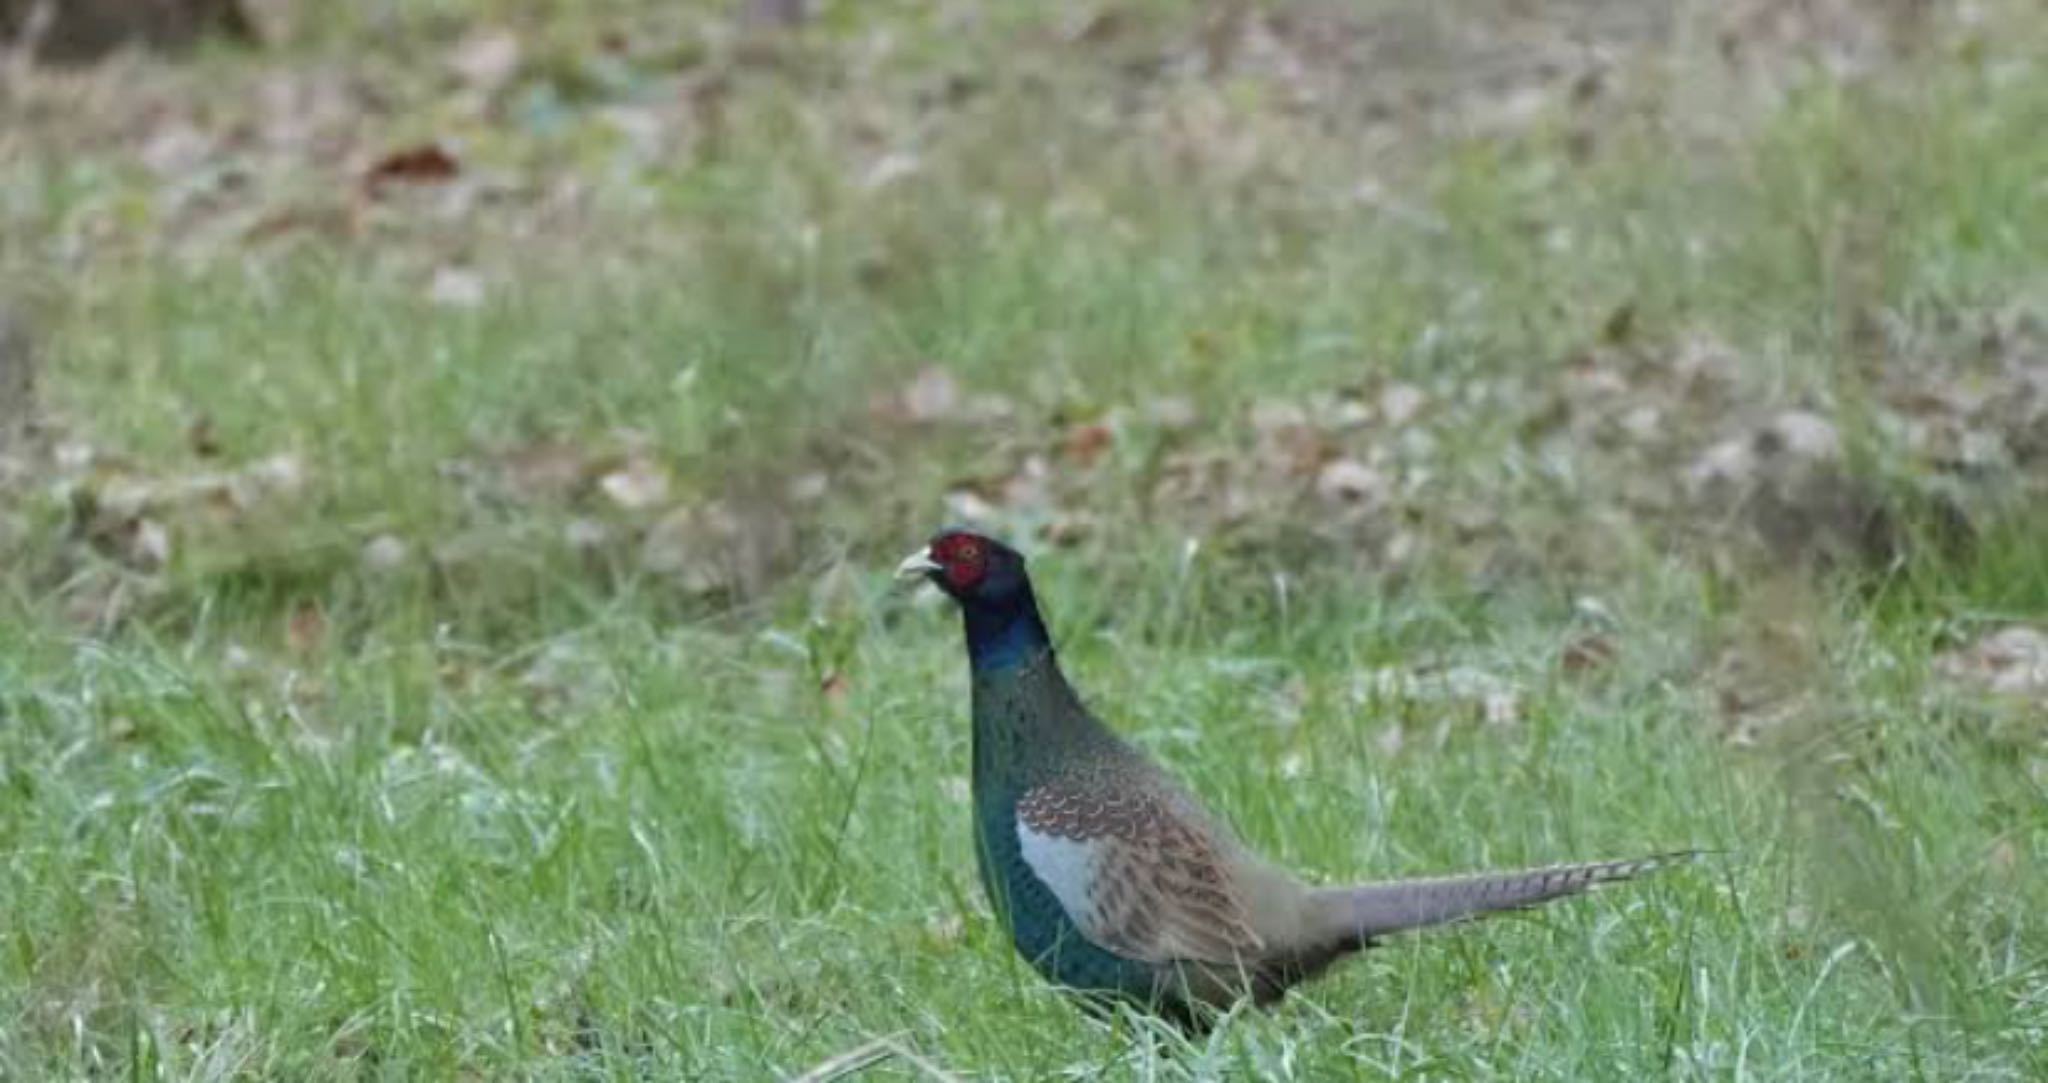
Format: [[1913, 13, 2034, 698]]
[[246, 453, 306, 497], [130, 518, 173, 570], [743, 0, 811, 28], [242, 204, 357, 245], [1250, 399, 1308, 434], [1378, 383, 1427, 426], [186, 415, 222, 458], [363, 143, 461, 197], [1061, 423, 1113, 468], [598, 456, 670, 511], [900, 365, 960, 422], [1936, 626, 2048, 700], [447, 29, 523, 94], [859, 152, 922, 191], [1314, 458, 1386, 504], [786, 472, 829, 503], [361, 534, 410, 574], [564, 517, 610, 551], [1757, 410, 1840, 461], [495, 440, 590, 502], [287, 603, 327, 655], [1561, 633, 1618, 675], [1146, 396, 1198, 431], [640, 502, 776, 593], [428, 266, 486, 309], [941, 489, 1000, 525], [140, 123, 216, 179]]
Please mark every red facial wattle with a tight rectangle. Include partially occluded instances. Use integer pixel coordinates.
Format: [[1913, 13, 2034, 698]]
[[933, 534, 989, 590]]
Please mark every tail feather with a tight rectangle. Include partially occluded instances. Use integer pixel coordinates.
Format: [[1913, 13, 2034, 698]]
[[1320, 851, 1701, 942]]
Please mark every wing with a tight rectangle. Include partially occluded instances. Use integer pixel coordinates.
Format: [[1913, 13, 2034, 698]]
[[1014, 781, 1265, 966]]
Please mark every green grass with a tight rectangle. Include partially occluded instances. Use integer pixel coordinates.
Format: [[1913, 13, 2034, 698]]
[[4, 2, 2048, 1078]]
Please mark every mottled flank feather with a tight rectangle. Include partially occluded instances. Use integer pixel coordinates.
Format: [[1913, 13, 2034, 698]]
[[902, 529, 1699, 1030], [1016, 782, 1266, 965]]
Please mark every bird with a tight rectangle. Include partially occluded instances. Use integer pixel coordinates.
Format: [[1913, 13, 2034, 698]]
[[897, 528, 1695, 1030]]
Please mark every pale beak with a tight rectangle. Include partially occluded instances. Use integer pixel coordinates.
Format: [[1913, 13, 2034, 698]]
[[895, 548, 941, 580]]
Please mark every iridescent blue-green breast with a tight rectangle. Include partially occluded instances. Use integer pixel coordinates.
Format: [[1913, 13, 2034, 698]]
[[973, 786, 1162, 1002], [969, 652, 1158, 997]]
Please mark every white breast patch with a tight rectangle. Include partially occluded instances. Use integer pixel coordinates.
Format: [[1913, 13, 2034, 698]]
[[1017, 822, 1101, 928]]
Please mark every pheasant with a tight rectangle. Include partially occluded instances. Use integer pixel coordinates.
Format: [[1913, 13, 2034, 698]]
[[897, 528, 1693, 1030]]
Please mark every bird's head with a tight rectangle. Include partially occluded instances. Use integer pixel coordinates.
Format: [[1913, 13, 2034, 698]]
[[896, 528, 1030, 607]]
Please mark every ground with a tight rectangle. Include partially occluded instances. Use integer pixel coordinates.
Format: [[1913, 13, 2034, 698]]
[[2, 1, 2047, 1079]]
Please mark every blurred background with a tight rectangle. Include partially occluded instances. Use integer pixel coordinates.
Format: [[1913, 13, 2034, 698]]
[[2, 1, 2046, 1078]]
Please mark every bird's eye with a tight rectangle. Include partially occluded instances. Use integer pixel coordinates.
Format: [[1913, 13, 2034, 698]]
[[957, 543, 981, 561]]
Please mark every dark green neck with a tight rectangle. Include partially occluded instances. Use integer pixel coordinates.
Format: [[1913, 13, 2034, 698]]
[[969, 647, 1118, 797], [958, 578, 1121, 796]]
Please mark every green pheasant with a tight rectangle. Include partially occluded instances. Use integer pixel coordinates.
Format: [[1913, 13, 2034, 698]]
[[898, 529, 1693, 1029]]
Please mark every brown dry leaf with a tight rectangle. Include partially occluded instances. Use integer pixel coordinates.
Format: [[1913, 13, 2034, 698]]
[[1314, 458, 1386, 505], [186, 415, 222, 458], [1061, 423, 1114, 468], [1250, 399, 1331, 479], [242, 203, 357, 246], [1688, 410, 1841, 494], [286, 603, 327, 655], [1560, 633, 1618, 676], [493, 440, 591, 503], [363, 143, 461, 197], [1935, 626, 2048, 701]]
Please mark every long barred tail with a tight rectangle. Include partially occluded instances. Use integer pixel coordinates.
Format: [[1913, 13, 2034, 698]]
[[1323, 851, 1704, 941]]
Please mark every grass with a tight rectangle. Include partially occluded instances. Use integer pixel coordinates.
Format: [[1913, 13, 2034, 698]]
[[3, 1, 2048, 1078]]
